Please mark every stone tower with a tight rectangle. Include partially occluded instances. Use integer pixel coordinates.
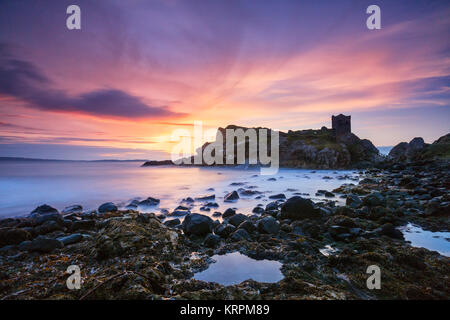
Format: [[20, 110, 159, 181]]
[[332, 114, 351, 137]]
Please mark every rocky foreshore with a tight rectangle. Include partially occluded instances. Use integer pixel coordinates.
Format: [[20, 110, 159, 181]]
[[0, 159, 449, 300]]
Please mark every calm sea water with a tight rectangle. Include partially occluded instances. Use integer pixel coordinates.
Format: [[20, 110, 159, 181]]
[[194, 252, 283, 285], [0, 160, 359, 218]]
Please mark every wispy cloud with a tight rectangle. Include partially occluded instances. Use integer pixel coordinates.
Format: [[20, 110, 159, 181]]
[[0, 44, 185, 119]]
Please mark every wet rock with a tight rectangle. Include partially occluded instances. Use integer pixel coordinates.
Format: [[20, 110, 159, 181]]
[[170, 209, 190, 216], [224, 191, 240, 202], [126, 200, 140, 209], [362, 192, 386, 207], [280, 224, 293, 233], [230, 229, 250, 241], [269, 193, 286, 200], [28, 204, 62, 224], [164, 219, 181, 228], [199, 206, 211, 212], [212, 212, 222, 217], [228, 213, 248, 227], [346, 194, 362, 208], [182, 214, 214, 236], [98, 202, 118, 213], [70, 220, 96, 232], [34, 220, 63, 235], [215, 223, 236, 238], [280, 196, 318, 220], [204, 234, 221, 248], [62, 205, 83, 215], [29, 204, 58, 217], [328, 225, 349, 239], [378, 223, 404, 240], [195, 195, 215, 201], [222, 208, 236, 218], [182, 197, 195, 203], [205, 202, 219, 208], [18, 237, 63, 253], [0, 228, 31, 247], [257, 216, 280, 234], [138, 197, 160, 206], [238, 189, 260, 196], [238, 220, 257, 233], [57, 233, 83, 245], [252, 206, 264, 214], [265, 201, 279, 211]]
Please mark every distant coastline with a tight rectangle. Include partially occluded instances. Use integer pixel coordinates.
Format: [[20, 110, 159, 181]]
[[0, 157, 147, 162]]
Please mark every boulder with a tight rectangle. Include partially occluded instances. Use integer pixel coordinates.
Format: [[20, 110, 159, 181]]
[[56, 233, 83, 245], [18, 237, 63, 253], [204, 234, 221, 248], [362, 192, 386, 207], [265, 201, 279, 211], [0, 228, 31, 247], [252, 206, 264, 214], [195, 195, 215, 201], [182, 214, 214, 236], [214, 223, 236, 238], [257, 216, 280, 234], [230, 229, 250, 241], [62, 205, 83, 215], [222, 208, 236, 218], [346, 194, 362, 208], [70, 220, 96, 232], [34, 220, 63, 235], [378, 223, 404, 240], [238, 220, 257, 233], [98, 202, 118, 213], [269, 193, 286, 200], [28, 204, 62, 224], [228, 213, 248, 227], [138, 197, 160, 206], [280, 196, 318, 220], [224, 191, 240, 202], [164, 219, 181, 228]]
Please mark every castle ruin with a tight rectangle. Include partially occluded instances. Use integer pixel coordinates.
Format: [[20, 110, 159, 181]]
[[332, 114, 351, 137]]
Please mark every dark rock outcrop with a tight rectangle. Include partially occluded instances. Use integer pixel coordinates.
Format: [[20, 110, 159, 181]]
[[98, 202, 118, 213], [280, 196, 318, 220], [182, 214, 214, 236], [176, 119, 381, 169]]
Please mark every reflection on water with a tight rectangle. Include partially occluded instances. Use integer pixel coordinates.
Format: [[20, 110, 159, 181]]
[[399, 223, 450, 257], [0, 160, 359, 218], [193, 252, 283, 285]]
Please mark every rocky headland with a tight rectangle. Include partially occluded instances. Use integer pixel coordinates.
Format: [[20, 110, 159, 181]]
[[143, 125, 382, 170]]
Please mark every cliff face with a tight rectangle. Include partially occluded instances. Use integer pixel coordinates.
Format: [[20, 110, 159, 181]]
[[389, 133, 450, 162], [179, 125, 380, 169]]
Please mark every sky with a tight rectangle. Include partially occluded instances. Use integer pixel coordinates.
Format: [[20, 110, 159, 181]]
[[0, 0, 449, 160]]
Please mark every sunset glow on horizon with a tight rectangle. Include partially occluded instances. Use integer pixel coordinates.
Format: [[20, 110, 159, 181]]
[[0, 0, 449, 160]]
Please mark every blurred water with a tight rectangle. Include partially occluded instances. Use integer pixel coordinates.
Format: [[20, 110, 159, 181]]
[[0, 160, 359, 218]]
